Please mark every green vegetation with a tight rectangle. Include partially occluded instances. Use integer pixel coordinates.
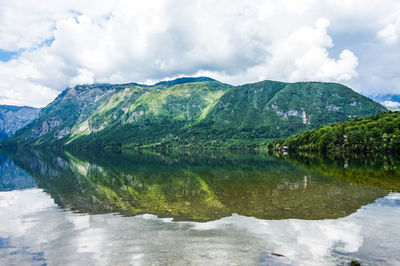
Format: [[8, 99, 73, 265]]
[[277, 111, 400, 153], [6, 148, 396, 221], [3, 77, 386, 150], [285, 152, 400, 191]]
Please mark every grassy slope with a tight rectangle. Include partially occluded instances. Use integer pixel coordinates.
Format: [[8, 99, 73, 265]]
[[67, 80, 232, 149], [3, 78, 387, 149]]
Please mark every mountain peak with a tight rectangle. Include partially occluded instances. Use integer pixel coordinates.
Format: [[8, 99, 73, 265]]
[[4, 79, 387, 149], [154, 76, 216, 87]]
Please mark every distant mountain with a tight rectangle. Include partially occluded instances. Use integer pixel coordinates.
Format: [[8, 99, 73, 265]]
[[4, 77, 387, 149], [0, 105, 41, 141], [370, 94, 400, 110]]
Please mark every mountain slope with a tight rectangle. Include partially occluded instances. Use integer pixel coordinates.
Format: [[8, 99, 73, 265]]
[[4, 77, 387, 149], [182, 81, 385, 145], [0, 105, 41, 141]]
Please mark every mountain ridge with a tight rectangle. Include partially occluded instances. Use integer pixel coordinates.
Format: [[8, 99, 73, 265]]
[[0, 105, 41, 141], [3, 77, 387, 149]]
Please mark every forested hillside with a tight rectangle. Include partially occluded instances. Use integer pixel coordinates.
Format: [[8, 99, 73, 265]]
[[276, 111, 400, 153], [3, 77, 386, 149]]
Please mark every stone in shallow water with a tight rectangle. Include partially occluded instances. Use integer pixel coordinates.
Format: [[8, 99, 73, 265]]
[[350, 260, 361, 266], [258, 252, 293, 266]]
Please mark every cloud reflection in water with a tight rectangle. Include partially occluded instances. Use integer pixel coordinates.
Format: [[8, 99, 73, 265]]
[[1, 189, 399, 265]]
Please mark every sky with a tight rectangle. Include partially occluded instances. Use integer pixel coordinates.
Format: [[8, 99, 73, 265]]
[[0, 0, 399, 108]]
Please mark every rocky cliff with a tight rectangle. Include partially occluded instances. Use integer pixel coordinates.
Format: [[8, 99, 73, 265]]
[[0, 105, 41, 141]]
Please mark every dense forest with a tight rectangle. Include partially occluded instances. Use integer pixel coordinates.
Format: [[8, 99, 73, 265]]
[[273, 111, 400, 153]]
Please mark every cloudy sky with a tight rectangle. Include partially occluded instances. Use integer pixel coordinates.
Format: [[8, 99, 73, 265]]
[[0, 0, 399, 107]]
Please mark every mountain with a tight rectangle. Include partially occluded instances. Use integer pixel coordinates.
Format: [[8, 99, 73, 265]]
[[0, 105, 41, 141], [4, 77, 387, 149], [276, 111, 400, 153]]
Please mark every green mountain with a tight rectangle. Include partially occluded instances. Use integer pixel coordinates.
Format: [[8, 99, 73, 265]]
[[0, 105, 41, 141], [4, 77, 386, 149], [277, 111, 400, 152]]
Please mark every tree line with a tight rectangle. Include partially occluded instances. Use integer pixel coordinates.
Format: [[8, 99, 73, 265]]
[[271, 111, 400, 153]]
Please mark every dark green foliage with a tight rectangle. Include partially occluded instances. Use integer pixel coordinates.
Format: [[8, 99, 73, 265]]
[[280, 111, 400, 153], [6, 148, 394, 221], [285, 151, 400, 191], [154, 76, 215, 87]]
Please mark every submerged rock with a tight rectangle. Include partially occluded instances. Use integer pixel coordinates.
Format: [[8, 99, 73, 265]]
[[259, 252, 293, 266]]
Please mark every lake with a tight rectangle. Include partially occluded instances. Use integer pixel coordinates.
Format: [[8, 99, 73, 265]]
[[1, 149, 400, 265]]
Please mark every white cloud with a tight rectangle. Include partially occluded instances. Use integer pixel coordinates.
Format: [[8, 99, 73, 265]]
[[2, 188, 400, 265], [263, 18, 358, 83], [70, 68, 95, 86], [0, 0, 399, 107], [378, 24, 399, 44], [382, 100, 400, 110], [0, 0, 119, 51], [377, 14, 400, 44], [0, 59, 59, 107], [201, 17, 359, 85]]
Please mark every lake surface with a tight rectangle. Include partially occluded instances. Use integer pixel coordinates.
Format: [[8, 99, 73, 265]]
[[1, 149, 400, 265]]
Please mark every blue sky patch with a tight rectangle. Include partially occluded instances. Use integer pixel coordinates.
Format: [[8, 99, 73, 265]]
[[0, 50, 19, 62]]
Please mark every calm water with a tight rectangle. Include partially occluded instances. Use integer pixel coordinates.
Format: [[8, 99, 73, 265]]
[[1, 149, 400, 265]]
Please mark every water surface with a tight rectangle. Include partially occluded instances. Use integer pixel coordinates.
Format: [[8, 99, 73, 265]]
[[1, 149, 400, 265]]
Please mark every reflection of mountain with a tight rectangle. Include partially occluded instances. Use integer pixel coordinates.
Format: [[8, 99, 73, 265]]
[[0, 153, 36, 191], [7, 149, 389, 222], [285, 152, 400, 191]]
